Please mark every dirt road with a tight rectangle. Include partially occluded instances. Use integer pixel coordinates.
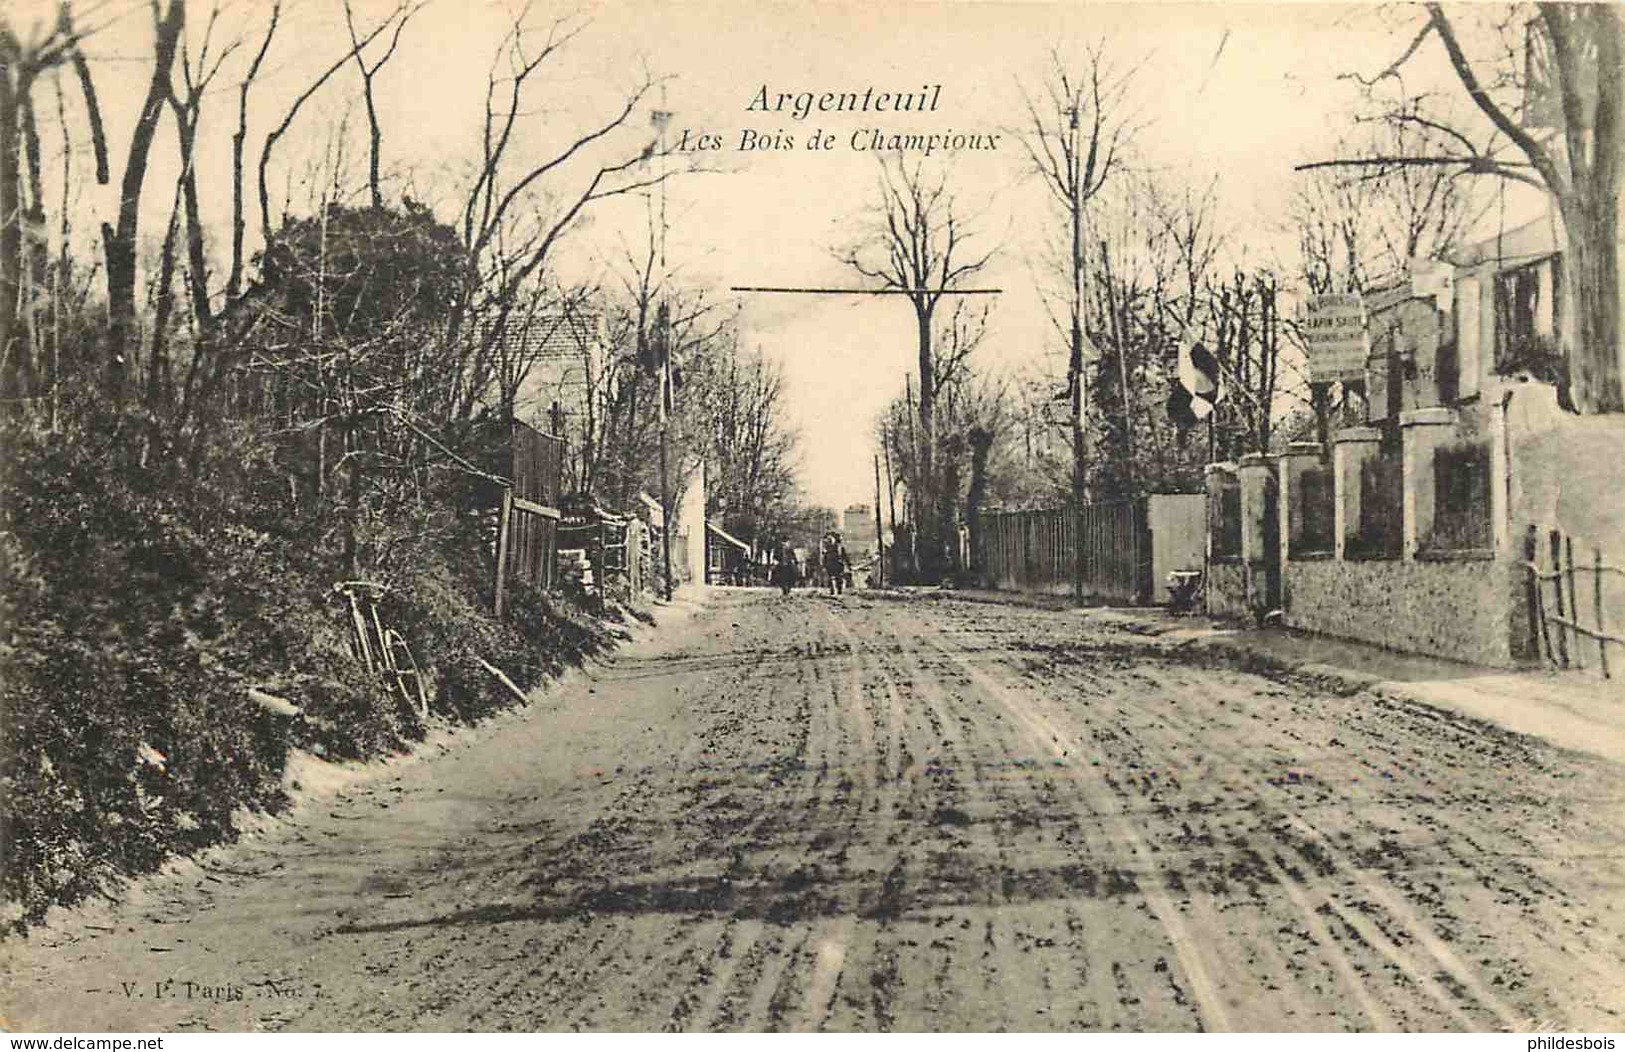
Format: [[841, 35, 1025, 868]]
[[6, 589, 1624, 1032]]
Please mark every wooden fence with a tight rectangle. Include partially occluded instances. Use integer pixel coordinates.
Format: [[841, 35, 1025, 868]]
[[494, 419, 564, 617], [981, 500, 1151, 603], [1523, 525, 1623, 680]]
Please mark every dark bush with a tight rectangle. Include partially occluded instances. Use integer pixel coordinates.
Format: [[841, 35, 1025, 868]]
[[1, 402, 619, 931], [1, 411, 302, 924], [2, 199, 626, 932]]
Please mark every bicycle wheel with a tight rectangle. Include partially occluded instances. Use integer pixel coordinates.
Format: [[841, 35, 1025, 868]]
[[347, 600, 377, 672], [382, 629, 430, 722]]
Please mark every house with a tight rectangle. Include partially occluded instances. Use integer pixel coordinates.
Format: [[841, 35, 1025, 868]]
[[508, 310, 609, 438], [705, 521, 752, 584], [627, 459, 708, 597], [1206, 213, 1625, 671]]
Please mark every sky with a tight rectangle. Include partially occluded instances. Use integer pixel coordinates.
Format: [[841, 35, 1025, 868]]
[[12, 0, 1526, 511]]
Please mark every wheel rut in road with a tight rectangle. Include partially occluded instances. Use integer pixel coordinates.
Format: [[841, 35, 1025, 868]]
[[5, 590, 1622, 1032]]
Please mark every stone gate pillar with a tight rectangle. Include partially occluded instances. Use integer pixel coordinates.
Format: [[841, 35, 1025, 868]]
[[1332, 427, 1382, 561], [1238, 452, 1279, 614], [1400, 406, 1455, 560]]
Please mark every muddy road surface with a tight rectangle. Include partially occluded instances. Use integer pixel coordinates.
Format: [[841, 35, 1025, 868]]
[[6, 589, 1624, 1032]]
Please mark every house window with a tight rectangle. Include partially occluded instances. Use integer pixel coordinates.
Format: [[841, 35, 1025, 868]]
[[1494, 255, 1563, 380]]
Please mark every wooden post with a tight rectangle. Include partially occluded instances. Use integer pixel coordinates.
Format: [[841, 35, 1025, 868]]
[[1524, 525, 1545, 660], [874, 452, 885, 588], [1596, 548, 1611, 679], [1549, 530, 1570, 668], [494, 488, 513, 620], [1565, 536, 1581, 669], [659, 419, 673, 601], [884, 437, 897, 536]]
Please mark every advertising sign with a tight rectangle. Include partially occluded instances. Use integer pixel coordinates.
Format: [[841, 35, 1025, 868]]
[[1302, 293, 1369, 383]]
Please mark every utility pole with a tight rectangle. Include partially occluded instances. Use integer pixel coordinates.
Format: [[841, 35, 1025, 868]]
[[883, 429, 897, 534], [660, 416, 672, 599], [904, 372, 918, 511], [1067, 102, 1087, 604], [654, 92, 674, 602], [873, 452, 885, 588]]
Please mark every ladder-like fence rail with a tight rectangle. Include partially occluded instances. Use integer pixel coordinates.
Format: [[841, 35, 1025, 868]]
[[1523, 525, 1622, 680]]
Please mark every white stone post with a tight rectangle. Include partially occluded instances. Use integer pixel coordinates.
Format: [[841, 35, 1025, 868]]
[[1399, 406, 1455, 560], [1332, 427, 1381, 561], [1238, 452, 1277, 612]]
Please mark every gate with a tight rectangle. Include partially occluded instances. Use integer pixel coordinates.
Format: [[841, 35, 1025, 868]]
[[494, 419, 564, 617]]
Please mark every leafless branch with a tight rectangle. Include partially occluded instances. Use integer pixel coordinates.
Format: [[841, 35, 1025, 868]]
[[257, 3, 401, 243]]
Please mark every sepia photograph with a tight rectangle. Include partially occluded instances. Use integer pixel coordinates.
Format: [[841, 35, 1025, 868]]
[[1, 0, 1623, 1035]]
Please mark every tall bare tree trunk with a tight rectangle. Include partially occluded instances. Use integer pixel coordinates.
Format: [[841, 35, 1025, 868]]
[[169, 100, 211, 332], [914, 304, 943, 579], [0, 57, 22, 392], [228, 3, 279, 302], [102, 0, 185, 402], [1559, 198, 1622, 413]]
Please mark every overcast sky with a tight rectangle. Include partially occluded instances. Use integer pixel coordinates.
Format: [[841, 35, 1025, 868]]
[[18, 0, 1529, 511]]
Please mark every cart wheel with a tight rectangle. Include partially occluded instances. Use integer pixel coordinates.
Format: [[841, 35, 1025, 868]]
[[383, 629, 430, 722]]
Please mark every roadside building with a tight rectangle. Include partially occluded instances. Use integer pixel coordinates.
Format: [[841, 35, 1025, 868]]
[[843, 503, 876, 561], [1207, 213, 1624, 672]]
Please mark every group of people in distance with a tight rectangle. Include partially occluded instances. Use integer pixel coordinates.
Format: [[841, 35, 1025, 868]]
[[771, 530, 850, 596]]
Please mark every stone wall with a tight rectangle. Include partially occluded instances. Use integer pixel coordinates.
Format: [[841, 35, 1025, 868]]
[[1282, 557, 1522, 667], [1206, 560, 1248, 619], [1506, 385, 1625, 568]]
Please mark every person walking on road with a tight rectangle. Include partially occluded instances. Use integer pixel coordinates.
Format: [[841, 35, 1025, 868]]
[[771, 538, 798, 596], [821, 531, 848, 596]]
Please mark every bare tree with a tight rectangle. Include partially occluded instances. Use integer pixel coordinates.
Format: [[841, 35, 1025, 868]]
[[1294, 117, 1487, 296], [1015, 43, 1136, 595], [1079, 174, 1225, 496], [696, 339, 799, 550], [226, 0, 277, 300], [342, 0, 422, 210], [1302, 4, 1624, 413], [1207, 268, 1285, 458], [0, 1, 109, 399], [444, 10, 675, 427], [83, 0, 183, 401], [163, 4, 240, 336], [577, 224, 731, 516], [1, 16, 42, 395], [842, 155, 992, 443], [841, 153, 991, 578], [256, 2, 404, 247]]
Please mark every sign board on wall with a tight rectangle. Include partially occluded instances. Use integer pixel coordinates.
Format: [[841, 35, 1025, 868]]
[[1302, 293, 1369, 382]]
